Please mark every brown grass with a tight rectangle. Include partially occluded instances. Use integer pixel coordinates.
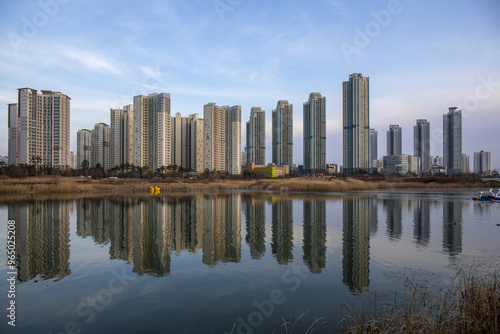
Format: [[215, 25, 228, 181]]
[[341, 268, 500, 333], [0, 176, 495, 197]]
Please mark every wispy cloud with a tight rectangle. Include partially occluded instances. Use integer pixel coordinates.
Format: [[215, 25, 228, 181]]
[[62, 49, 123, 76]]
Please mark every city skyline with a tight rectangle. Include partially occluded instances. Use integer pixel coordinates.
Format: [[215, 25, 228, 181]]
[[1, 1, 499, 169]]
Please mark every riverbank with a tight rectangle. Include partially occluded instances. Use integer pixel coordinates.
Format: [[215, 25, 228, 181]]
[[0, 176, 498, 196]]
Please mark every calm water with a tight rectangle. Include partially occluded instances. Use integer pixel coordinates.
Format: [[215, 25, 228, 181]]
[[1, 189, 499, 333]]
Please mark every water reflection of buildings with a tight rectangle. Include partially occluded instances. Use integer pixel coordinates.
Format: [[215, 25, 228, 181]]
[[271, 200, 294, 264], [342, 197, 370, 292], [384, 198, 402, 240], [412, 198, 430, 246], [243, 197, 266, 259], [9, 201, 71, 282], [303, 200, 326, 273], [76, 194, 241, 276], [442, 201, 462, 254]]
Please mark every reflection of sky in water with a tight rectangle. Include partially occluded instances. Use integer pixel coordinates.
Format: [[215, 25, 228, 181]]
[[0, 189, 499, 333]]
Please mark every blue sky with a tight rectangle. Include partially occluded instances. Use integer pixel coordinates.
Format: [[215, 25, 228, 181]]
[[1, 0, 499, 170]]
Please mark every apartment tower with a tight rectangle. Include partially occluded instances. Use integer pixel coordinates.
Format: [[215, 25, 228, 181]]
[[12, 88, 71, 168], [368, 128, 377, 168], [246, 107, 266, 165], [133, 93, 171, 170], [91, 123, 110, 170], [272, 100, 293, 168], [109, 104, 134, 168], [76, 129, 92, 169], [343, 73, 369, 175], [303, 92, 326, 174], [387, 125, 402, 156], [8, 103, 18, 165], [443, 107, 462, 175], [414, 119, 430, 172]]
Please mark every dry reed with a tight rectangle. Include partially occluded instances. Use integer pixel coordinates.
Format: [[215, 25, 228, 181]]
[[341, 268, 500, 333]]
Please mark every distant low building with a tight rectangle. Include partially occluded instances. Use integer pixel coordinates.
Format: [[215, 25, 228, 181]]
[[326, 163, 341, 174], [0, 156, 8, 166], [243, 162, 289, 177], [430, 164, 447, 175], [383, 155, 420, 175]]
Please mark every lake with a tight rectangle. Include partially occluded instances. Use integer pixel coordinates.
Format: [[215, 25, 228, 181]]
[[1, 188, 499, 333]]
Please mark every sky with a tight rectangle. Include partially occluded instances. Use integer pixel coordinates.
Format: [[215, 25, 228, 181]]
[[1, 0, 499, 170]]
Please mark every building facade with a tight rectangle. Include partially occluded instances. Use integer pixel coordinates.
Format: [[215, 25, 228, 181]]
[[383, 155, 420, 175], [91, 123, 110, 170], [443, 107, 462, 175], [368, 128, 377, 168], [12, 88, 71, 168], [246, 107, 266, 165], [414, 119, 430, 173], [109, 105, 134, 169], [462, 153, 470, 174], [133, 93, 171, 170], [77, 129, 92, 169], [226, 105, 242, 175], [387, 125, 402, 156], [272, 100, 293, 168], [474, 151, 491, 175], [343, 73, 370, 174], [8, 103, 18, 165], [204, 103, 241, 174], [303, 92, 326, 174]]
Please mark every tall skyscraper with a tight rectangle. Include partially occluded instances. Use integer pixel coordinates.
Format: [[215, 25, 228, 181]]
[[474, 151, 491, 175], [226, 105, 242, 175], [204, 103, 241, 174], [41, 90, 71, 168], [172, 112, 182, 167], [77, 129, 92, 169], [272, 100, 293, 168], [188, 113, 205, 172], [91, 123, 110, 170], [12, 88, 71, 168], [343, 73, 369, 175], [109, 105, 134, 168], [133, 93, 171, 170], [246, 107, 266, 165], [368, 128, 377, 168], [303, 92, 326, 174], [8, 103, 18, 165], [414, 119, 430, 172], [462, 153, 470, 174], [387, 125, 402, 156], [443, 107, 462, 175]]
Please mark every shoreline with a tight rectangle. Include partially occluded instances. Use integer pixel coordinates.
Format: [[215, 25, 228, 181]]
[[0, 176, 498, 198]]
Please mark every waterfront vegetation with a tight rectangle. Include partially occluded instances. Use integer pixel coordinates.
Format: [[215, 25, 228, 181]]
[[0, 174, 498, 196], [339, 267, 500, 334]]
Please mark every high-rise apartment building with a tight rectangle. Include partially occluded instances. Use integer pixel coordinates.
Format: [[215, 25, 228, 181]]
[[414, 119, 430, 172], [110, 105, 134, 168], [343, 73, 369, 175], [246, 107, 266, 165], [272, 100, 293, 168], [474, 151, 491, 175], [8, 103, 18, 165], [91, 123, 110, 170], [226, 105, 242, 175], [133, 93, 171, 170], [368, 128, 377, 168], [172, 112, 182, 167], [387, 125, 402, 156], [76, 129, 92, 168], [188, 113, 204, 172], [41, 90, 71, 168], [462, 153, 470, 173], [303, 92, 326, 174], [204, 103, 241, 174], [443, 107, 462, 175], [12, 88, 71, 168]]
